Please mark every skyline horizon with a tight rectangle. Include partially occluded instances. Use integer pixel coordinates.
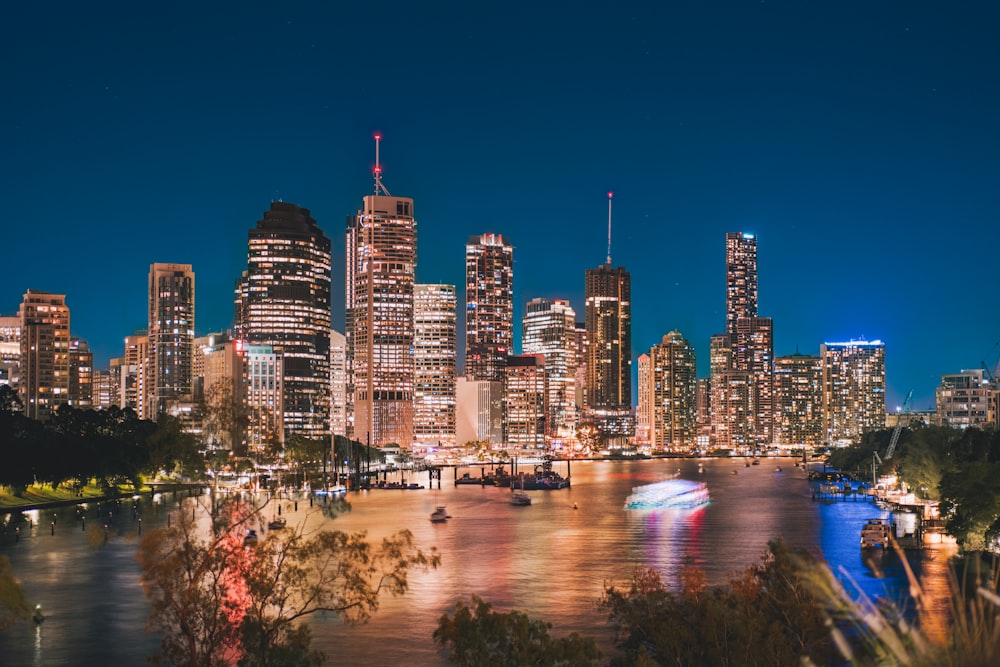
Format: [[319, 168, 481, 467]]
[[5, 3, 999, 414]]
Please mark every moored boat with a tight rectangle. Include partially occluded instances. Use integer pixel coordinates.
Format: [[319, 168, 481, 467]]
[[510, 490, 531, 506], [430, 506, 451, 522], [268, 517, 287, 530], [860, 518, 892, 549]]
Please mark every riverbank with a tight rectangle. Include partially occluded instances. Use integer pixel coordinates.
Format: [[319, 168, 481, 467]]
[[0, 481, 205, 516]]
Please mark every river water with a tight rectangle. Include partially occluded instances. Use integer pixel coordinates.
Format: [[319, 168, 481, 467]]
[[0, 458, 954, 665]]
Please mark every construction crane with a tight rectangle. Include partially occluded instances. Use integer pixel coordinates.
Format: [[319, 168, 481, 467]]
[[884, 390, 913, 460]]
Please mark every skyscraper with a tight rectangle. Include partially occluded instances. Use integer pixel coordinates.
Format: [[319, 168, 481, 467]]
[[68, 337, 93, 408], [413, 284, 457, 447], [236, 201, 331, 441], [18, 290, 70, 421], [726, 232, 758, 333], [346, 142, 417, 448], [148, 262, 195, 417], [584, 263, 633, 445], [645, 331, 698, 452], [521, 297, 578, 443], [773, 352, 823, 446], [504, 354, 547, 448], [465, 233, 513, 382], [821, 339, 886, 443], [330, 330, 348, 438]]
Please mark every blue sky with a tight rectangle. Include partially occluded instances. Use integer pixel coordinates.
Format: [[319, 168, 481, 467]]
[[4, 1, 999, 410]]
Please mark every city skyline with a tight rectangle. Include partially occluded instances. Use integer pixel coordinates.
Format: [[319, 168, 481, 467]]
[[4, 3, 999, 411]]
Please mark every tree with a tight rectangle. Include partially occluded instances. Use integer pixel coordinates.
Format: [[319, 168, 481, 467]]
[[138, 497, 439, 666], [202, 380, 248, 456], [0, 555, 30, 631], [600, 539, 837, 666], [433, 595, 602, 667]]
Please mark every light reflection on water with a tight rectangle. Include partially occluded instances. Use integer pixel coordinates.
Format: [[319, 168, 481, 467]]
[[0, 459, 953, 665]]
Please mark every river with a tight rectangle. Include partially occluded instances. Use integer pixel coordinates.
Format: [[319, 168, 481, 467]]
[[0, 458, 954, 665]]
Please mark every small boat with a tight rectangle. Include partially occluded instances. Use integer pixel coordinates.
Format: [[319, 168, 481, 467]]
[[860, 518, 892, 549], [244, 529, 259, 547], [430, 506, 451, 522], [455, 472, 484, 486], [775, 466, 782, 473], [698, 463, 705, 474], [751, 458, 760, 466], [268, 517, 287, 530], [731, 469, 739, 475], [510, 490, 532, 506]]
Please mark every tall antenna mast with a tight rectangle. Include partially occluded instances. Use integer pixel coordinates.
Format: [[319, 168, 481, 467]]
[[606, 191, 614, 265], [373, 133, 392, 196]]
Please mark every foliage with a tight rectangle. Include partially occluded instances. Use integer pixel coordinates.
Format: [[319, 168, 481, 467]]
[[0, 555, 31, 631], [202, 380, 249, 455], [600, 539, 838, 666], [433, 595, 602, 667], [138, 496, 439, 666]]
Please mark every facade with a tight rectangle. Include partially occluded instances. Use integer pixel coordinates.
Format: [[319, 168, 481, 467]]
[[0, 315, 19, 389], [119, 331, 151, 417], [243, 344, 284, 455], [732, 316, 774, 445], [330, 330, 348, 438], [635, 354, 651, 447], [521, 297, 577, 443], [68, 338, 93, 408], [455, 377, 504, 445], [90, 369, 116, 410], [465, 233, 514, 382], [504, 355, 547, 448], [646, 331, 698, 452], [773, 353, 823, 446], [936, 368, 991, 429], [821, 340, 886, 443], [413, 284, 456, 447], [148, 263, 195, 416], [725, 232, 758, 333], [346, 193, 417, 448], [584, 263, 633, 446], [18, 291, 70, 421], [236, 202, 331, 441]]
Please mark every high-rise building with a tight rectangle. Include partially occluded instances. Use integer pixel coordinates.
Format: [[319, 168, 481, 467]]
[[243, 343, 284, 454], [645, 331, 698, 452], [711, 232, 773, 451], [465, 233, 513, 382], [91, 369, 116, 410], [635, 354, 651, 447], [521, 297, 578, 443], [18, 290, 70, 421], [148, 263, 195, 416], [346, 148, 416, 448], [68, 338, 93, 408], [413, 284, 456, 448], [504, 354, 547, 448], [120, 331, 151, 417], [936, 368, 991, 429], [726, 232, 758, 333], [330, 330, 348, 438], [773, 353, 823, 446], [584, 263, 633, 445], [236, 201, 331, 441], [821, 340, 886, 443], [455, 377, 504, 445]]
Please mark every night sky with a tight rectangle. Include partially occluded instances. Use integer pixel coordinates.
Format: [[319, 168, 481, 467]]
[[4, 2, 999, 411]]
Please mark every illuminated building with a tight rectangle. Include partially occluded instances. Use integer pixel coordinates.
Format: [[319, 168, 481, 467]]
[[645, 331, 698, 452], [346, 142, 416, 448], [710, 232, 773, 450], [773, 353, 823, 446], [90, 369, 116, 409], [584, 264, 633, 446], [330, 330, 348, 438], [455, 377, 503, 445], [504, 354, 547, 448], [18, 290, 70, 421], [243, 344, 284, 454], [148, 263, 195, 416], [0, 315, 21, 389], [68, 338, 93, 408], [635, 354, 650, 447], [413, 284, 456, 447], [119, 331, 150, 416], [521, 297, 577, 443], [821, 339, 886, 443], [572, 320, 587, 420], [465, 233, 513, 382], [726, 232, 757, 333], [236, 201, 331, 441], [936, 368, 991, 429]]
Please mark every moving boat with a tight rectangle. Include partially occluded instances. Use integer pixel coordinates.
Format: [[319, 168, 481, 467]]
[[430, 506, 451, 522], [510, 490, 532, 506], [268, 517, 287, 530], [624, 478, 710, 510]]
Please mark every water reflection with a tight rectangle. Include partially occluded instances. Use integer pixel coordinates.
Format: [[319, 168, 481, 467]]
[[0, 459, 956, 665]]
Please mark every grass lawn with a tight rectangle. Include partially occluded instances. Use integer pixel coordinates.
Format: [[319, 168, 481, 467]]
[[0, 482, 145, 509]]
